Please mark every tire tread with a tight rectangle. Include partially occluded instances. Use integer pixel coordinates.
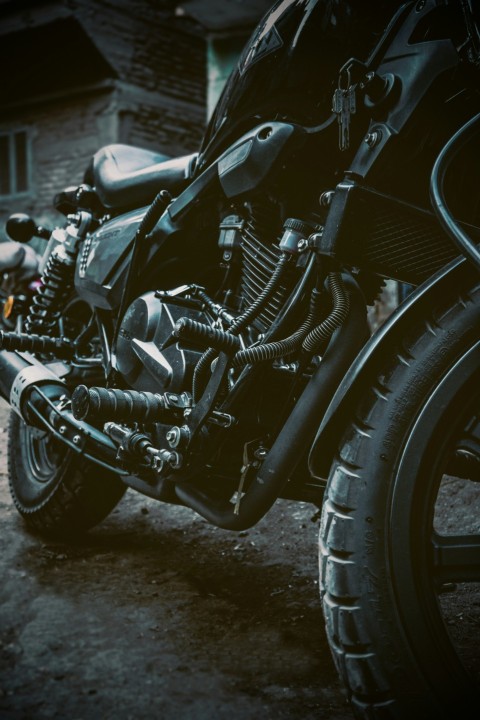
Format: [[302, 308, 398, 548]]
[[320, 282, 480, 718]]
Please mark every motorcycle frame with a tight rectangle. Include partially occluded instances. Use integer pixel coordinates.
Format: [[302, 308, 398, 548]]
[[1, 0, 479, 534]]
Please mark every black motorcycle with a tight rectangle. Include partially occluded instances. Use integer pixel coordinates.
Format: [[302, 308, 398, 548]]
[[2, 1, 479, 717]]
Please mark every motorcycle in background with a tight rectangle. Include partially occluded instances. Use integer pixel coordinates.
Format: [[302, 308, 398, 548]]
[[0, 216, 43, 329], [0, 1, 479, 717]]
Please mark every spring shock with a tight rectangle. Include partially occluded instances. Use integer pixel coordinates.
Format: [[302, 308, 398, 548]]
[[25, 252, 75, 333], [25, 215, 90, 334]]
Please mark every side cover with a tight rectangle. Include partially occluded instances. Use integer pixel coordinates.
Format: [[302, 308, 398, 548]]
[[74, 207, 146, 309]]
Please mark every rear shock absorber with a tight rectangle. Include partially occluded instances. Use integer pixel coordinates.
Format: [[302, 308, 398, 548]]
[[25, 213, 91, 334]]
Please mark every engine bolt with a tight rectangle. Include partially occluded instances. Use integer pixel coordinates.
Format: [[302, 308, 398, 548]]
[[72, 435, 81, 445], [365, 131, 381, 148], [319, 190, 335, 207], [166, 426, 190, 449], [166, 428, 179, 446], [59, 425, 67, 435]]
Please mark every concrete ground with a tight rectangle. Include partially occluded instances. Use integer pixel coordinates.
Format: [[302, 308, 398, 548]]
[[0, 399, 352, 720]]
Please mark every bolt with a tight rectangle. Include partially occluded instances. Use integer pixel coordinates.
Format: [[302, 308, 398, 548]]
[[72, 435, 81, 445], [166, 428, 180, 447], [297, 238, 309, 252], [365, 131, 381, 148], [166, 451, 182, 469], [319, 190, 335, 207], [166, 426, 186, 448], [59, 425, 67, 435]]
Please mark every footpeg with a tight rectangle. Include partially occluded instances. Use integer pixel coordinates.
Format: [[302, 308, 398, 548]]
[[105, 422, 182, 471], [164, 317, 241, 353], [0, 331, 74, 359], [71, 385, 191, 424]]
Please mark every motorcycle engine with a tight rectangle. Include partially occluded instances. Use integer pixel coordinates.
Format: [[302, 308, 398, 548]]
[[116, 292, 206, 393], [116, 201, 298, 396]]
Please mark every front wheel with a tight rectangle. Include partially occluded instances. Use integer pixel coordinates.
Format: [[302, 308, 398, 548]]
[[8, 411, 126, 537], [320, 275, 480, 718]]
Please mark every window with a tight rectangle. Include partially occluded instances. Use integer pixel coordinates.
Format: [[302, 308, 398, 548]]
[[0, 129, 31, 197]]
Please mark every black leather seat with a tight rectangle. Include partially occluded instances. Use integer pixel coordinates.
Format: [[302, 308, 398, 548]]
[[86, 144, 197, 210]]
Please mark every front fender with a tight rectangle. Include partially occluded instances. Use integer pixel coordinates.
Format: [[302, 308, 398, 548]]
[[309, 256, 478, 478]]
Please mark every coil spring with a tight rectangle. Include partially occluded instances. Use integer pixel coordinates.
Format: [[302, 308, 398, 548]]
[[25, 252, 74, 334], [302, 273, 350, 353]]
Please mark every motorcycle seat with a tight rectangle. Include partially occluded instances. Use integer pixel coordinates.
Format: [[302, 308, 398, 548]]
[[87, 144, 197, 210]]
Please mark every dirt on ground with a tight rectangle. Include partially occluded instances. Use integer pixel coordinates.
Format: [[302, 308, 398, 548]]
[[0, 399, 353, 720], [0, 397, 478, 720]]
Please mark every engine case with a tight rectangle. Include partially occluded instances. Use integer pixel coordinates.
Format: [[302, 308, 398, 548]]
[[116, 292, 206, 393]]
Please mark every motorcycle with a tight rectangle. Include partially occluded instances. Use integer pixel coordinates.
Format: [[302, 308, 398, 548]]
[[1, 1, 479, 717], [0, 223, 42, 330]]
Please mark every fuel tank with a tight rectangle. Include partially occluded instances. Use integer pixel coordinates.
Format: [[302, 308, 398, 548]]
[[197, 0, 405, 170]]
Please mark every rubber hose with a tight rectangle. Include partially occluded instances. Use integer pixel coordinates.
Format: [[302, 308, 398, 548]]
[[192, 253, 290, 401], [232, 288, 323, 367], [302, 272, 349, 354]]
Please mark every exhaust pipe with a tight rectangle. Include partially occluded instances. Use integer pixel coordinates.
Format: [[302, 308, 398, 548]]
[[174, 274, 369, 530], [0, 349, 127, 475], [0, 350, 38, 402], [0, 350, 65, 416]]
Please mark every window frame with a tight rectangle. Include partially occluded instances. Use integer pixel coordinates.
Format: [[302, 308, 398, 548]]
[[0, 128, 32, 199]]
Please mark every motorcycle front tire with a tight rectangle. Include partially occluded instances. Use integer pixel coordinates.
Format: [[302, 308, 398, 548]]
[[8, 410, 126, 537], [320, 272, 480, 719]]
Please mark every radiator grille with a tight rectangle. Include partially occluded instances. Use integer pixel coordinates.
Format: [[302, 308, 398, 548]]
[[364, 206, 459, 284], [324, 183, 480, 285]]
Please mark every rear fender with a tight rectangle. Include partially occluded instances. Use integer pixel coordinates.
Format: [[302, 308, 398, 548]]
[[309, 257, 478, 478]]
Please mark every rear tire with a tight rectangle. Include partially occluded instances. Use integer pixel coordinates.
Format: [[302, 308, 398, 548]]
[[320, 275, 480, 718], [8, 410, 126, 537]]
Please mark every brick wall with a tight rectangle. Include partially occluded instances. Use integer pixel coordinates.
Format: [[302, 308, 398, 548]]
[[0, 90, 118, 231], [0, 0, 207, 233], [68, 1, 206, 108]]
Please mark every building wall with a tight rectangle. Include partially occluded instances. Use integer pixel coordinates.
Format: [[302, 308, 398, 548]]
[[0, 90, 118, 229], [0, 0, 207, 234], [116, 84, 205, 158]]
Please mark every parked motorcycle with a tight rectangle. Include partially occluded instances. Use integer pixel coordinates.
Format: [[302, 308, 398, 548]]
[[0, 220, 42, 330], [1, 1, 479, 717]]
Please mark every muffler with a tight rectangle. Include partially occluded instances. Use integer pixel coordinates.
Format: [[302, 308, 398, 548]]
[[0, 350, 64, 415], [0, 349, 127, 475]]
